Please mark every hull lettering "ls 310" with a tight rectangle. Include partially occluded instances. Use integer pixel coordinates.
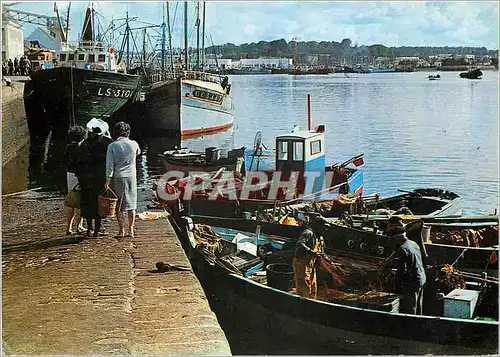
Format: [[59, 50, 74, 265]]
[[97, 87, 133, 98]]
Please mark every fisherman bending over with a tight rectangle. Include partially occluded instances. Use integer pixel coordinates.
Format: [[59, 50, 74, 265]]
[[293, 216, 327, 299], [389, 226, 427, 315]]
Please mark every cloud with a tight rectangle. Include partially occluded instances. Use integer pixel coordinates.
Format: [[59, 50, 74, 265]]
[[4, 1, 498, 49]]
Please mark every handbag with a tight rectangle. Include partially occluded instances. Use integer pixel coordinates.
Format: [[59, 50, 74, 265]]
[[65, 184, 81, 208]]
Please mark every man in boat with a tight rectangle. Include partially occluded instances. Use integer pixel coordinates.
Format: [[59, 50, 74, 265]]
[[389, 226, 427, 315], [293, 216, 327, 299]]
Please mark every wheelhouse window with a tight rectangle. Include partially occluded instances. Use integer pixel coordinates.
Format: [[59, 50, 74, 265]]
[[59, 53, 67, 61], [310, 140, 321, 155], [293, 141, 304, 161], [277, 141, 288, 160], [68, 53, 75, 61], [98, 54, 106, 62], [88, 54, 95, 63], [78, 54, 85, 61]]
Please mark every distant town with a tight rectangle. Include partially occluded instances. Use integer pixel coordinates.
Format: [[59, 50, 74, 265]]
[[202, 39, 499, 73]]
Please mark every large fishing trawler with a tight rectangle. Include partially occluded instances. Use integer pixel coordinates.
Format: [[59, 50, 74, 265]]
[[24, 5, 141, 130], [140, 1, 234, 139]]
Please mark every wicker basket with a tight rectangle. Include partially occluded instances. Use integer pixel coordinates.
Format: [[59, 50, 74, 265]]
[[65, 185, 81, 208], [98, 188, 118, 217]]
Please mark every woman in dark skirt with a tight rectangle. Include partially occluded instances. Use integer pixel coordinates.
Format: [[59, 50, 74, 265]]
[[76, 124, 112, 237]]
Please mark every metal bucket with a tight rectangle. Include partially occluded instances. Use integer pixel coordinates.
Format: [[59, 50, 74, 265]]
[[266, 263, 294, 291], [422, 225, 431, 243]]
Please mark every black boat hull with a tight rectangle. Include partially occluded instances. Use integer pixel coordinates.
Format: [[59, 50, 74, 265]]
[[25, 66, 141, 128], [183, 218, 498, 355]]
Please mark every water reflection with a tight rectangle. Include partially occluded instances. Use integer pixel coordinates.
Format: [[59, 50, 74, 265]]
[[2, 144, 30, 195]]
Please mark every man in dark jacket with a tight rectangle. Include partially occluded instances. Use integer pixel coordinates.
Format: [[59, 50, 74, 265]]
[[390, 227, 427, 314]]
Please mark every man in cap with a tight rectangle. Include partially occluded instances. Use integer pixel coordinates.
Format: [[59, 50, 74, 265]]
[[389, 226, 427, 315], [292, 215, 327, 299]]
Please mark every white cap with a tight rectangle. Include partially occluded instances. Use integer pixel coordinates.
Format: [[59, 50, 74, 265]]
[[86, 118, 109, 135]]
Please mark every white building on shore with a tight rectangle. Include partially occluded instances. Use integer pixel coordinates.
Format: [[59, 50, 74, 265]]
[[2, 19, 24, 60], [235, 57, 292, 68]]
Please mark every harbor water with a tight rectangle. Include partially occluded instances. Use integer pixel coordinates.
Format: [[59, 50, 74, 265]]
[[4, 70, 498, 215], [185, 71, 499, 215]]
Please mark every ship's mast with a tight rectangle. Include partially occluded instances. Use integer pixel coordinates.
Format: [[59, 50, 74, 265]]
[[166, 2, 174, 74], [161, 2, 166, 73], [184, 0, 188, 70], [201, 1, 206, 70], [195, 2, 200, 70], [142, 28, 147, 68], [126, 11, 130, 69]]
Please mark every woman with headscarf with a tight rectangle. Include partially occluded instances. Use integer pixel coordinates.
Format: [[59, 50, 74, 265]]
[[76, 120, 112, 237], [105, 122, 141, 238]]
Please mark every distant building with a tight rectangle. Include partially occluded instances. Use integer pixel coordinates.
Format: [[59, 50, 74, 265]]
[[374, 57, 391, 67], [205, 58, 233, 69], [395, 56, 420, 62], [2, 19, 24, 60], [235, 57, 292, 68]]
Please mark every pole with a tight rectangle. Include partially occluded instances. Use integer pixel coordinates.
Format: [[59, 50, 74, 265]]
[[307, 94, 311, 131], [184, 0, 188, 71], [201, 1, 206, 70]]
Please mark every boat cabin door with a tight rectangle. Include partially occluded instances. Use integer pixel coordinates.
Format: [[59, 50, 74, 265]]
[[275, 131, 326, 195]]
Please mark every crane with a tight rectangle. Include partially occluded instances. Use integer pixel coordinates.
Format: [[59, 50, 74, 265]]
[[2, 2, 69, 43]]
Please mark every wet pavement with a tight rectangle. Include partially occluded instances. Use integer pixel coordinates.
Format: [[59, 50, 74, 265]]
[[1, 189, 231, 355]]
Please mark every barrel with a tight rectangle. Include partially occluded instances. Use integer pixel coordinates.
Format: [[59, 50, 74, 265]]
[[266, 263, 294, 291]]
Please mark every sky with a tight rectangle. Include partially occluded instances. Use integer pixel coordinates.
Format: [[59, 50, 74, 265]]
[[3, 1, 499, 50]]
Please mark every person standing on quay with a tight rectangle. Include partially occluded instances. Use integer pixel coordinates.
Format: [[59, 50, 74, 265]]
[[65, 125, 87, 235], [8, 59, 13, 76], [76, 120, 112, 237], [13, 58, 19, 75], [105, 122, 141, 238]]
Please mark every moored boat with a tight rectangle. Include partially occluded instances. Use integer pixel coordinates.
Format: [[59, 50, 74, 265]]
[[158, 126, 364, 217], [460, 68, 483, 79], [179, 215, 498, 355], [160, 146, 246, 174], [185, 213, 499, 274], [428, 74, 441, 80]]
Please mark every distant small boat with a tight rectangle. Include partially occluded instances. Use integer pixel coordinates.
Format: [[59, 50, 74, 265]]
[[460, 68, 483, 79], [428, 74, 441, 80], [367, 67, 396, 73]]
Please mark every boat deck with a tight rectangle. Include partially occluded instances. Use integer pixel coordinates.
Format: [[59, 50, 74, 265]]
[[2, 190, 231, 355]]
